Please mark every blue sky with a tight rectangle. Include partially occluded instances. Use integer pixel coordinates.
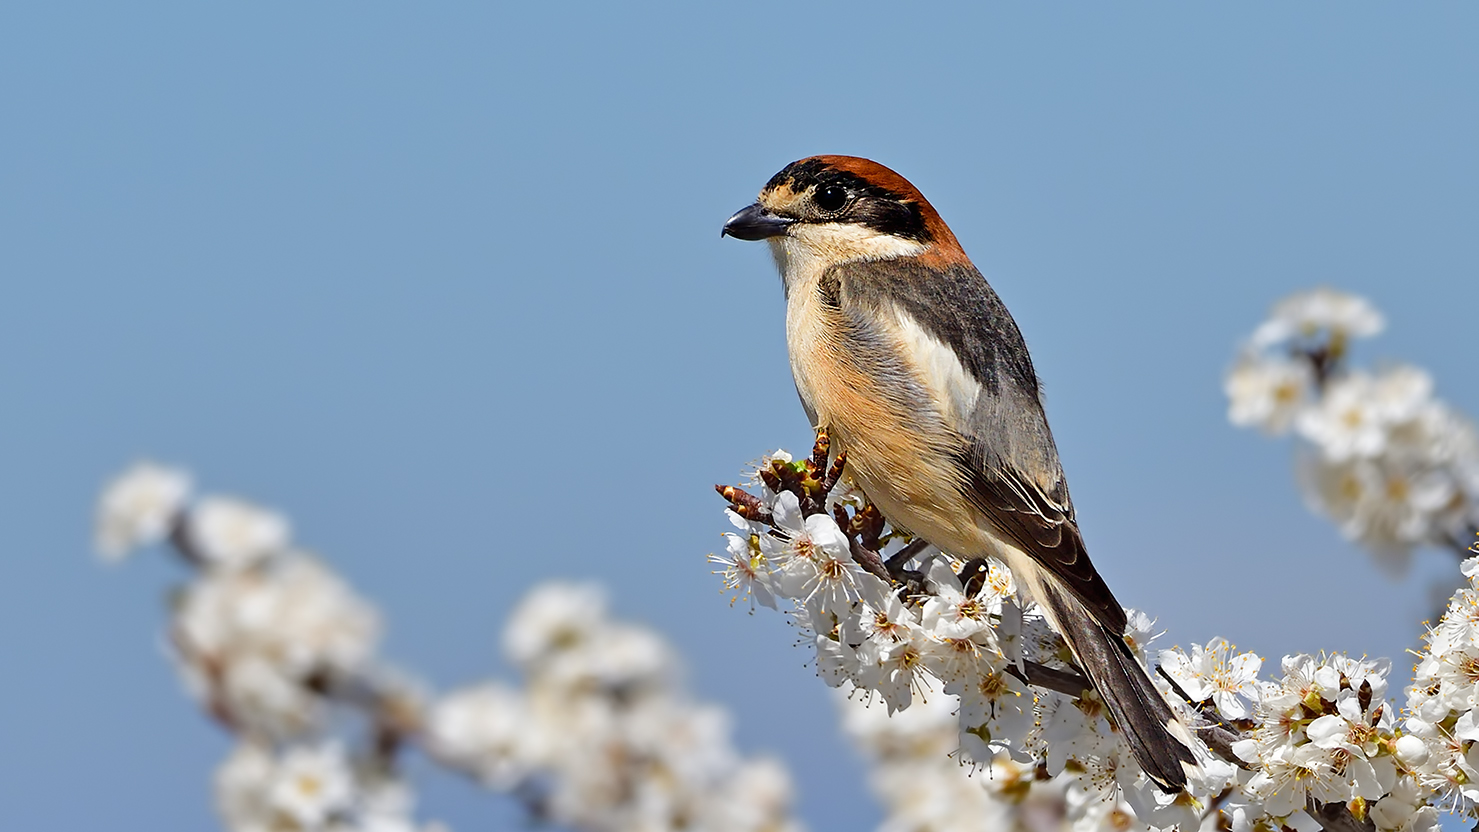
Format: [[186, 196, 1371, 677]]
[[2, 4, 1476, 829]]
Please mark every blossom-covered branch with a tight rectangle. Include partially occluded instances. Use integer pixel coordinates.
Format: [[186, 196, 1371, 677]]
[[712, 439, 1476, 832], [709, 289, 1479, 832], [96, 467, 801, 832]]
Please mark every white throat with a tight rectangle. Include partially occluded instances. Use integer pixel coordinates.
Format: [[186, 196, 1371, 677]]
[[767, 224, 926, 297]]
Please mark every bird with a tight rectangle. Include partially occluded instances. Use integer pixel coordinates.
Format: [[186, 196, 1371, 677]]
[[721, 155, 1198, 792]]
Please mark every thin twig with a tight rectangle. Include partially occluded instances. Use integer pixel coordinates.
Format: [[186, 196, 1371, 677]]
[[846, 537, 893, 584], [166, 518, 205, 568]]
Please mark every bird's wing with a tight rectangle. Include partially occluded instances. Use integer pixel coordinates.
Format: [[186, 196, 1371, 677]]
[[837, 258, 1128, 634], [957, 446, 1127, 635]]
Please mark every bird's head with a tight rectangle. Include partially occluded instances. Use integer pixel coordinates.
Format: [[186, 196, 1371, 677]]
[[722, 156, 966, 269]]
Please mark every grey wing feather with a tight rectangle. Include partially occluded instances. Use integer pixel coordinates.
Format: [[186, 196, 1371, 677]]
[[962, 445, 1127, 635]]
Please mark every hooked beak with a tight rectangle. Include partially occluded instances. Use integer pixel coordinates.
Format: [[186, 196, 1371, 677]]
[[721, 203, 793, 240]]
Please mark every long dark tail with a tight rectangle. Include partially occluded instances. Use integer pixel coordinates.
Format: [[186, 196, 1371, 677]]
[[1037, 582, 1197, 793]]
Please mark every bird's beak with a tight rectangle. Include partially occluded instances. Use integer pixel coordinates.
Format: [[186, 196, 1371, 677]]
[[721, 203, 793, 240]]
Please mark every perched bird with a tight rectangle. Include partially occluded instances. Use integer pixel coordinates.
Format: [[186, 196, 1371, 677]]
[[721, 155, 1198, 792]]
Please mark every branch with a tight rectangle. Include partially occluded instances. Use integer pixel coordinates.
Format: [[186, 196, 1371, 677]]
[[844, 532, 893, 584]]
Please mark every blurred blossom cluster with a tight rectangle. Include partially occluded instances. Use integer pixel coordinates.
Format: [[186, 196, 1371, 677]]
[[1225, 288, 1479, 572], [426, 582, 800, 832], [96, 464, 799, 832], [711, 439, 1479, 832]]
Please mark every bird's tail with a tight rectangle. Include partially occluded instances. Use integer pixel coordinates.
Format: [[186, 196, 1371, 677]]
[[1036, 581, 1198, 793]]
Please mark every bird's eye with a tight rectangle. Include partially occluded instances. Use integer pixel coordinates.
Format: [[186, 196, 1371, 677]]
[[814, 185, 849, 213]]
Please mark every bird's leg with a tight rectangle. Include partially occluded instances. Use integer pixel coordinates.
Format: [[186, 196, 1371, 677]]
[[883, 538, 930, 576], [830, 503, 891, 583], [882, 538, 928, 600], [851, 503, 885, 551]]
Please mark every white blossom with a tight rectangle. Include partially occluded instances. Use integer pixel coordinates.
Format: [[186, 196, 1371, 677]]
[[214, 740, 440, 832], [215, 653, 319, 739], [841, 573, 915, 648], [1245, 741, 1347, 816], [95, 461, 192, 560], [1159, 638, 1262, 719], [1121, 609, 1160, 666], [183, 495, 292, 571], [502, 581, 606, 673], [425, 683, 539, 789], [1251, 287, 1385, 348], [268, 743, 355, 828], [855, 627, 935, 715], [704, 757, 798, 832], [173, 552, 379, 738], [216, 742, 276, 832], [770, 491, 868, 618], [952, 666, 1034, 764], [578, 622, 678, 692], [709, 529, 778, 611], [1296, 449, 1459, 574], [1298, 375, 1383, 462], [1226, 353, 1313, 435]]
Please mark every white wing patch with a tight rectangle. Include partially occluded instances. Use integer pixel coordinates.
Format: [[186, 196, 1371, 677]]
[[891, 305, 983, 429]]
